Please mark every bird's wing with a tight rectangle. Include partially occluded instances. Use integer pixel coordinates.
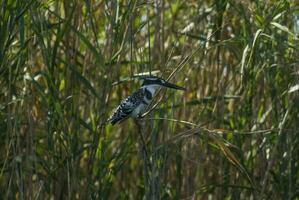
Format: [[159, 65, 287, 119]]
[[107, 93, 139, 125]]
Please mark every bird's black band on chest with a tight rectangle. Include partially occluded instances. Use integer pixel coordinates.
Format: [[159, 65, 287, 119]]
[[144, 88, 152, 100]]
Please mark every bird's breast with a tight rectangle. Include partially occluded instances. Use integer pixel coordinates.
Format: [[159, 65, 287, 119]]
[[131, 103, 147, 118]]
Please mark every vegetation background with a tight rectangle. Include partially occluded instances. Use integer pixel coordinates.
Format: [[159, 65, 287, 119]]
[[1, 0, 299, 199]]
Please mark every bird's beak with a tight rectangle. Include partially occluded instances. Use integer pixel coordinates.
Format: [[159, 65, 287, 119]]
[[162, 81, 186, 90]]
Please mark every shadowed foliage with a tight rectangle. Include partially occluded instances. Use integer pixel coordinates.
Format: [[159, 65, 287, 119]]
[[0, 0, 299, 199]]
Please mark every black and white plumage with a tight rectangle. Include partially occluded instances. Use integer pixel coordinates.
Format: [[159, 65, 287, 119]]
[[107, 76, 185, 125]]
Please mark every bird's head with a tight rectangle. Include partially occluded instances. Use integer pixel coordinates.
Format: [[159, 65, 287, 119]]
[[141, 76, 186, 91]]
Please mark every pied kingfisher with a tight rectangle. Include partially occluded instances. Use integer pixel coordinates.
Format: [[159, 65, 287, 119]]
[[107, 76, 185, 125]]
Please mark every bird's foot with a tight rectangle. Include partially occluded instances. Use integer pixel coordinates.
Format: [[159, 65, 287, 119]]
[[137, 114, 144, 119]]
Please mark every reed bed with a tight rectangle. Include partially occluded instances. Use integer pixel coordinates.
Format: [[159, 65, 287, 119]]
[[0, 0, 298, 199]]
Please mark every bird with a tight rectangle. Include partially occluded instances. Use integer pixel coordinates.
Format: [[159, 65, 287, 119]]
[[107, 76, 185, 125]]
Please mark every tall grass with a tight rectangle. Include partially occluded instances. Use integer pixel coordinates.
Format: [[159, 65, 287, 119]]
[[0, 0, 298, 199]]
